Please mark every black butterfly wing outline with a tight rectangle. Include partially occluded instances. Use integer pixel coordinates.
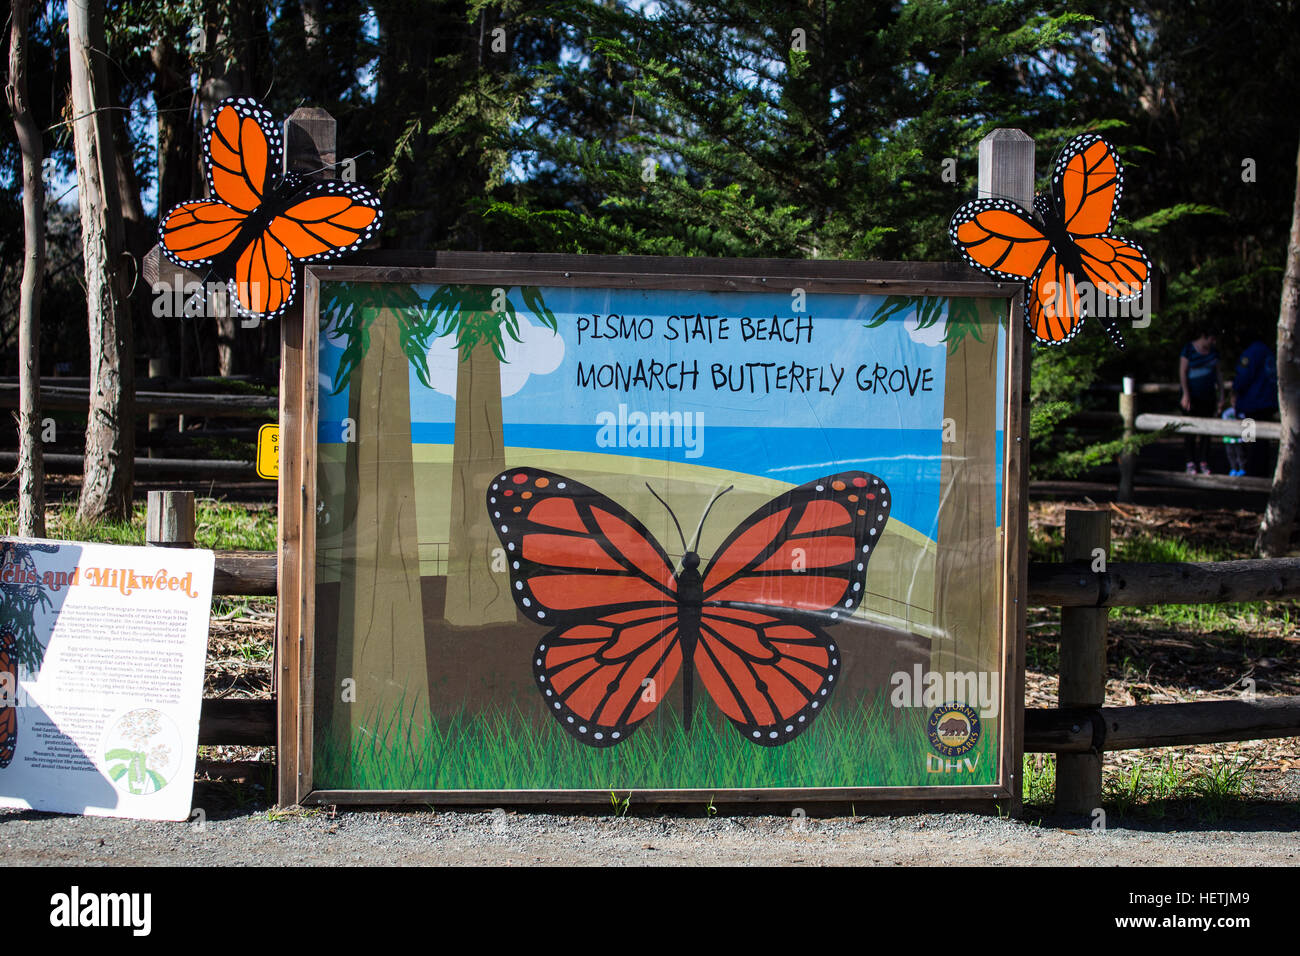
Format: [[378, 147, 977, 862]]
[[690, 472, 892, 745], [487, 467, 684, 747], [159, 97, 383, 320]]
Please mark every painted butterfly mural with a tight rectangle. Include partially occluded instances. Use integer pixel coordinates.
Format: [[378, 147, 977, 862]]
[[948, 132, 1151, 349], [487, 468, 891, 748], [0, 625, 16, 768], [158, 97, 382, 320]]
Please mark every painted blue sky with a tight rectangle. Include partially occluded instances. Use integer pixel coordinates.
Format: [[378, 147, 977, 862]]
[[318, 284, 1007, 538], [321, 285, 951, 429]]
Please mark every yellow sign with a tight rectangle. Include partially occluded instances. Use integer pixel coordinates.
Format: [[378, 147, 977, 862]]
[[256, 424, 280, 479]]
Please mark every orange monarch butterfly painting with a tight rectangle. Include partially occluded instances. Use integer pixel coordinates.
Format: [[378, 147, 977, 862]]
[[488, 468, 891, 748], [158, 97, 382, 320], [949, 133, 1151, 349]]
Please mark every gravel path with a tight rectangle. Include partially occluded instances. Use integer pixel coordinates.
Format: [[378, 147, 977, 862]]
[[4, 798, 1298, 866]]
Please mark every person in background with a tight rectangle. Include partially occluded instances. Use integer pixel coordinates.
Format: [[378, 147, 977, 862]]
[[1232, 338, 1279, 418], [1179, 327, 1221, 475], [1231, 338, 1279, 475], [1222, 405, 1247, 476]]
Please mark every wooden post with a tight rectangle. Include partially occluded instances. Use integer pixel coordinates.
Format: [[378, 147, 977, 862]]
[[935, 129, 1033, 815], [1118, 376, 1136, 502], [283, 107, 337, 177], [146, 490, 195, 548], [1055, 508, 1111, 815], [147, 356, 167, 453], [276, 107, 338, 807], [934, 129, 1033, 674], [979, 129, 1036, 208]]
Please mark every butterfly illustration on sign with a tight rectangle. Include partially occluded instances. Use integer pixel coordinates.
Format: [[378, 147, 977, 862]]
[[158, 97, 382, 320], [0, 625, 16, 768], [949, 133, 1151, 349], [487, 468, 891, 748]]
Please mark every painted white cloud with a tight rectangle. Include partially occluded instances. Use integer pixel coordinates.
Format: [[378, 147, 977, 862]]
[[424, 313, 565, 398], [904, 310, 947, 348]]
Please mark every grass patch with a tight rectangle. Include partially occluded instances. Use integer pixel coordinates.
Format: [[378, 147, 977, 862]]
[[1022, 752, 1259, 821], [1023, 753, 1056, 805], [314, 692, 1001, 792], [0, 498, 276, 551]]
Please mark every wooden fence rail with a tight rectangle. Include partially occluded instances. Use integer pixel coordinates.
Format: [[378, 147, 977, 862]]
[[1, 452, 257, 477], [1116, 379, 1281, 499], [0, 383, 276, 418], [1135, 412, 1282, 441], [1024, 697, 1300, 753]]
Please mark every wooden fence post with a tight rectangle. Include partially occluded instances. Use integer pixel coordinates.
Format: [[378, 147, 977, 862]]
[[1055, 508, 1111, 815], [276, 107, 337, 807], [146, 490, 195, 548], [1118, 376, 1136, 502], [962, 128, 1033, 816]]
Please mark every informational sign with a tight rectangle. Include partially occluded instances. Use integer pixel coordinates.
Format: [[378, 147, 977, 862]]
[[0, 539, 213, 820], [257, 423, 280, 479], [284, 255, 1026, 807]]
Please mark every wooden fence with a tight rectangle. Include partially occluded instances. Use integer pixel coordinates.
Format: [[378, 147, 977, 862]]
[[1105, 378, 1281, 499], [163, 490, 1300, 813], [0, 380, 274, 478]]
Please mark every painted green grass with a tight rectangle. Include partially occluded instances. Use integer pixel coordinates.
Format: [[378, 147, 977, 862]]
[[314, 692, 1000, 792], [0, 498, 277, 551]]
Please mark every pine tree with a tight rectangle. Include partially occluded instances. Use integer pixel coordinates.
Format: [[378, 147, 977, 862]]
[[486, 1, 1086, 260]]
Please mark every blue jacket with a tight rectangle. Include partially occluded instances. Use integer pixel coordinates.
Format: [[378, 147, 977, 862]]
[[1233, 341, 1278, 417]]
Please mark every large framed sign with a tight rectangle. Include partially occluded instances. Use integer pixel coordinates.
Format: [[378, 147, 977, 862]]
[[277, 253, 1028, 809]]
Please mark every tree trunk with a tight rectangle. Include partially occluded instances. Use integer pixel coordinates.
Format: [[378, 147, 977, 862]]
[[151, 29, 197, 221], [301, 0, 324, 50], [1257, 131, 1300, 557], [443, 340, 517, 626], [112, 104, 156, 387], [335, 307, 428, 753], [6, 0, 45, 537], [68, 0, 134, 522]]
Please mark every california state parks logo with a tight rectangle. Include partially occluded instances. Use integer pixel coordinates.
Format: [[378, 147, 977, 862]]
[[927, 703, 981, 757]]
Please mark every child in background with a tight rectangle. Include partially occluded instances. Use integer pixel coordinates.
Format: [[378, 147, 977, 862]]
[[1179, 328, 1221, 474], [1222, 406, 1247, 477]]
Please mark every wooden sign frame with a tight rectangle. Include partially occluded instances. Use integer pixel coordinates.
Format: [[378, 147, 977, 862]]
[[276, 251, 1029, 812]]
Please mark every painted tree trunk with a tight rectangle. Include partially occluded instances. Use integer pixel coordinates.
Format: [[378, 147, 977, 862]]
[[933, 311, 1001, 677], [444, 340, 517, 626], [68, 0, 134, 522], [334, 308, 429, 751], [7, 0, 45, 537], [1257, 132, 1300, 557]]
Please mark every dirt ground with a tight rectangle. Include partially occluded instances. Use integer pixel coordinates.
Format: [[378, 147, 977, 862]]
[[3, 798, 1298, 866]]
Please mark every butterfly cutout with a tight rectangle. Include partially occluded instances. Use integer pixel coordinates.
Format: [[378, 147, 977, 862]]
[[0, 625, 16, 767], [158, 97, 382, 320], [487, 468, 891, 748], [949, 133, 1151, 349]]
